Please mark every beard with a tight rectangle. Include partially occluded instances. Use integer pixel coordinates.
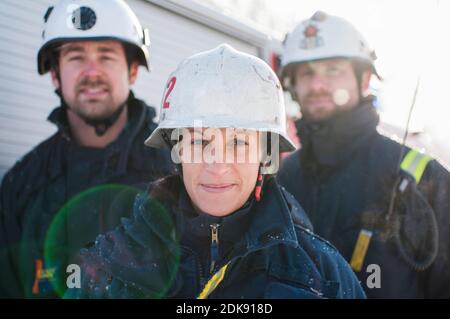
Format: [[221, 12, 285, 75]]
[[70, 97, 117, 125], [67, 78, 125, 125], [299, 92, 336, 123], [299, 91, 357, 123]]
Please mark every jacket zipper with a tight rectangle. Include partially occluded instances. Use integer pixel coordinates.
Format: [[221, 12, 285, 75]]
[[181, 230, 295, 298], [209, 223, 220, 274]]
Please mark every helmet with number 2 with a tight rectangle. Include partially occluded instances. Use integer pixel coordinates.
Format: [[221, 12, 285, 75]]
[[145, 44, 296, 153]]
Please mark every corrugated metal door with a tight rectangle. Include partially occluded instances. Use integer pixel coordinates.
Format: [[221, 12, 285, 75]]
[[0, 0, 260, 179]]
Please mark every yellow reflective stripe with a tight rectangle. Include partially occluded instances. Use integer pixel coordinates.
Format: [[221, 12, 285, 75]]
[[400, 150, 432, 183], [350, 229, 373, 272], [38, 268, 56, 280], [413, 153, 433, 183], [400, 150, 417, 171], [197, 264, 229, 299]]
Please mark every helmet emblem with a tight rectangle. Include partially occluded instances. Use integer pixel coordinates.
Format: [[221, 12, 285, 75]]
[[72, 6, 97, 31], [300, 24, 323, 50]]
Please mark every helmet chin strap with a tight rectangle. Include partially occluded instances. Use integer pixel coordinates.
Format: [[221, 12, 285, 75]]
[[83, 101, 127, 136], [254, 164, 264, 202], [56, 88, 129, 136]]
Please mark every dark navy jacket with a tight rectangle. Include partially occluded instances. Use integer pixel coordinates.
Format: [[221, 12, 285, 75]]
[[278, 101, 450, 298], [66, 178, 366, 299], [0, 93, 173, 298]]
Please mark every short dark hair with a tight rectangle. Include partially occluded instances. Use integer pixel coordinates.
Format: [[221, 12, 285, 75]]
[[351, 59, 373, 96], [121, 42, 141, 70], [48, 41, 139, 75], [47, 43, 61, 74]]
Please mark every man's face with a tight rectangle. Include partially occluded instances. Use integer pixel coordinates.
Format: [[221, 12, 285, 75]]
[[293, 58, 366, 122], [51, 40, 138, 123]]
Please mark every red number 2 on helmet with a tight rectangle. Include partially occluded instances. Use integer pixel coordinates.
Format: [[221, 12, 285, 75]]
[[163, 77, 177, 109]]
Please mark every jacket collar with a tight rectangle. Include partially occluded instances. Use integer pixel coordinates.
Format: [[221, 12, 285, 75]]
[[47, 91, 149, 140], [46, 91, 151, 181], [173, 178, 299, 257], [296, 98, 379, 170], [175, 188, 253, 243], [240, 178, 299, 253]]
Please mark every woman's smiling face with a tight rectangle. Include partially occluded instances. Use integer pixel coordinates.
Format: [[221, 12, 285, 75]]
[[180, 128, 260, 217]]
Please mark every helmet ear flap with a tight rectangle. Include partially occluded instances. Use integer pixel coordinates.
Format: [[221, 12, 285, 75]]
[[163, 128, 193, 166], [162, 129, 179, 161], [259, 132, 280, 175]]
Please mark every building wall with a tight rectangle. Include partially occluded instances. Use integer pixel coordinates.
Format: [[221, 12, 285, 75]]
[[0, 0, 263, 179]]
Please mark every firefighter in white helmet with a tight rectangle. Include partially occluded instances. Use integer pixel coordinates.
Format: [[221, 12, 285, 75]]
[[37, 0, 151, 135], [65, 44, 366, 299], [0, 0, 172, 298], [278, 11, 450, 298]]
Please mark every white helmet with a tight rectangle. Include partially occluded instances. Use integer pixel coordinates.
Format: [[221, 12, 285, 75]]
[[37, 0, 150, 75], [281, 11, 378, 84], [145, 44, 296, 153]]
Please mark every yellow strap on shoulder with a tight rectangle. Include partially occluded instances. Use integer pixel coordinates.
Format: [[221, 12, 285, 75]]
[[350, 229, 373, 272], [400, 149, 433, 184], [197, 263, 229, 299]]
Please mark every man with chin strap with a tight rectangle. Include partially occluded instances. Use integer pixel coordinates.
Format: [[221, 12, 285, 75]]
[[0, 0, 173, 298]]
